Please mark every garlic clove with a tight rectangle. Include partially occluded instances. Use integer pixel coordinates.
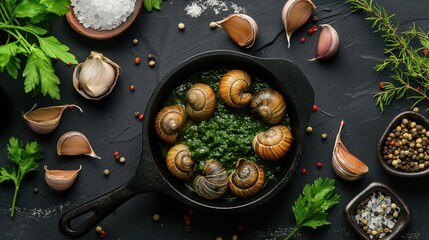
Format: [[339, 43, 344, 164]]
[[282, 0, 316, 48], [23, 104, 83, 134], [57, 131, 101, 159], [73, 51, 121, 100], [44, 165, 82, 191], [332, 121, 368, 181], [216, 14, 258, 48], [309, 24, 340, 61]]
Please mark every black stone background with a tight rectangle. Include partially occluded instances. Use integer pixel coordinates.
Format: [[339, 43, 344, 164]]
[[0, 0, 428, 239]]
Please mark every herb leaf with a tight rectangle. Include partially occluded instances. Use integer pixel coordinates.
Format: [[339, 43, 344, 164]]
[[23, 47, 61, 99], [15, 0, 47, 18], [285, 178, 340, 240], [144, 0, 163, 12], [0, 137, 43, 217], [40, 0, 71, 15], [39, 36, 76, 63]]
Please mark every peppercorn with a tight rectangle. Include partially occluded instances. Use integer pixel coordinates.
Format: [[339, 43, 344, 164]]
[[379, 82, 385, 89], [210, 22, 217, 29], [413, 107, 420, 113], [312, 104, 319, 112], [300, 37, 306, 43], [216, 237, 223, 240], [232, 234, 238, 240], [424, 49, 428, 55], [138, 114, 144, 121], [95, 226, 102, 232], [153, 213, 160, 221], [148, 53, 155, 60], [149, 60, 156, 67], [306, 126, 313, 134], [301, 168, 307, 175], [312, 15, 318, 22], [321, 133, 328, 140], [132, 38, 139, 45], [135, 111, 140, 117], [33, 187, 39, 193], [134, 57, 141, 64], [119, 156, 126, 163], [178, 23, 185, 30], [113, 151, 120, 159], [312, 25, 318, 32], [99, 230, 106, 238], [316, 162, 323, 168], [103, 169, 110, 176], [307, 28, 314, 35], [130, 85, 136, 92]]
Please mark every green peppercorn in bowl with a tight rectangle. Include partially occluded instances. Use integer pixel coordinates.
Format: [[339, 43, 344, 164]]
[[377, 111, 429, 177], [344, 182, 411, 240]]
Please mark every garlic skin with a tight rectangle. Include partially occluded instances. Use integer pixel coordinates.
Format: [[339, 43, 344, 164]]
[[332, 121, 368, 181], [309, 24, 340, 61], [57, 131, 101, 159], [23, 104, 83, 134], [44, 165, 82, 191], [73, 51, 121, 100], [282, 0, 316, 48], [216, 14, 258, 48]]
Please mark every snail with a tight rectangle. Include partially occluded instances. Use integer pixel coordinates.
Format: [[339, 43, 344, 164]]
[[250, 89, 286, 125], [166, 144, 196, 180], [186, 83, 216, 121], [252, 125, 293, 162], [219, 69, 252, 108], [193, 160, 228, 200], [228, 159, 265, 198], [155, 105, 187, 144]]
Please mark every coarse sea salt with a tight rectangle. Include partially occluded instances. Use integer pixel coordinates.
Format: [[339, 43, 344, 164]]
[[185, 0, 245, 18], [71, 0, 136, 31]]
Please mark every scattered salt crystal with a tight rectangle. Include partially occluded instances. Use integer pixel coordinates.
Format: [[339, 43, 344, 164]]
[[185, 0, 245, 18], [71, 0, 136, 31]]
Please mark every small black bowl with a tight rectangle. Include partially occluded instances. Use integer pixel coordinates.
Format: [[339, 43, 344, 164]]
[[344, 182, 411, 240], [377, 111, 429, 177]]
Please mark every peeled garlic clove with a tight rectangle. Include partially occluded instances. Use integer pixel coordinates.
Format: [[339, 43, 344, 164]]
[[23, 104, 83, 134], [282, 0, 316, 48], [73, 51, 121, 100], [44, 165, 82, 191], [309, 24, 340, 61], [332, 121, 368, 181], [57, 131, 101, 159], [216, 14, 258, 48]]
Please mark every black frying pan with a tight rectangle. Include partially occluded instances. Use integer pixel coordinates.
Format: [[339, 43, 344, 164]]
[[59, 50, 314, 238]]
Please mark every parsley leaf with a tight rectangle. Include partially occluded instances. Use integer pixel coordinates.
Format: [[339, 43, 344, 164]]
[[23, 47, 61, 99], [285, 178, 340, 240], [144, 0, 163, 12], [0, 137, 43, 217], [1, 0, 75, 99]]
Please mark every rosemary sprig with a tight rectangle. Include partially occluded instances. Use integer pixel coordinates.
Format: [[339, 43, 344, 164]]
[[347, 0, 429, 112]]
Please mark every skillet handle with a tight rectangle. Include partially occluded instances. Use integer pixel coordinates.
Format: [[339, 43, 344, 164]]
[[58, 178, 140, 239], [258, 58, 314, 128]]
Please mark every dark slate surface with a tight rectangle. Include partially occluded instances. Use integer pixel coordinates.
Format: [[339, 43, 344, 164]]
[[1, 0, 428, 239]]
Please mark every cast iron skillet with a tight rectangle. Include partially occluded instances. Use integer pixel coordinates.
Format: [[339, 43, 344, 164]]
[[59, 50, 314, 238]]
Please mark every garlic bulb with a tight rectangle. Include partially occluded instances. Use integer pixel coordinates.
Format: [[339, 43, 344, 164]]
[[57, 131, 101, 159], [332, 121, 368, 181], [282, 0, 316, 48], [44, 165, 82, 191], [309, 24, 340, 61], [73, 51, 121, 100], [23, 104, 83, 134], [216, 14, 258, 48]]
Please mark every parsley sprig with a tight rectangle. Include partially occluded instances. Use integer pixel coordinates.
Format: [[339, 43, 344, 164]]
[[0, 137, 43, 218], [347, 0, 429, 112], [0, 0, 77, 99], [285, 178, 340, 240], [144, 0, 163, 12]]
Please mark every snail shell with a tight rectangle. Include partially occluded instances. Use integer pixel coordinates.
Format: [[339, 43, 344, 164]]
[[228, 159, 265, 198], [250, 89, 286, 125], [186, 83, 216, 121], [219, 69, 252, 108], [193, 160, 228, 200], [166, 144, 196, 180], [155, 105, 186, 144], [252, 125, 293, 162]]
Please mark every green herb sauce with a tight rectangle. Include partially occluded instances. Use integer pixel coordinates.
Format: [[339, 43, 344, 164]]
[[162, 69, 290, 181]]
